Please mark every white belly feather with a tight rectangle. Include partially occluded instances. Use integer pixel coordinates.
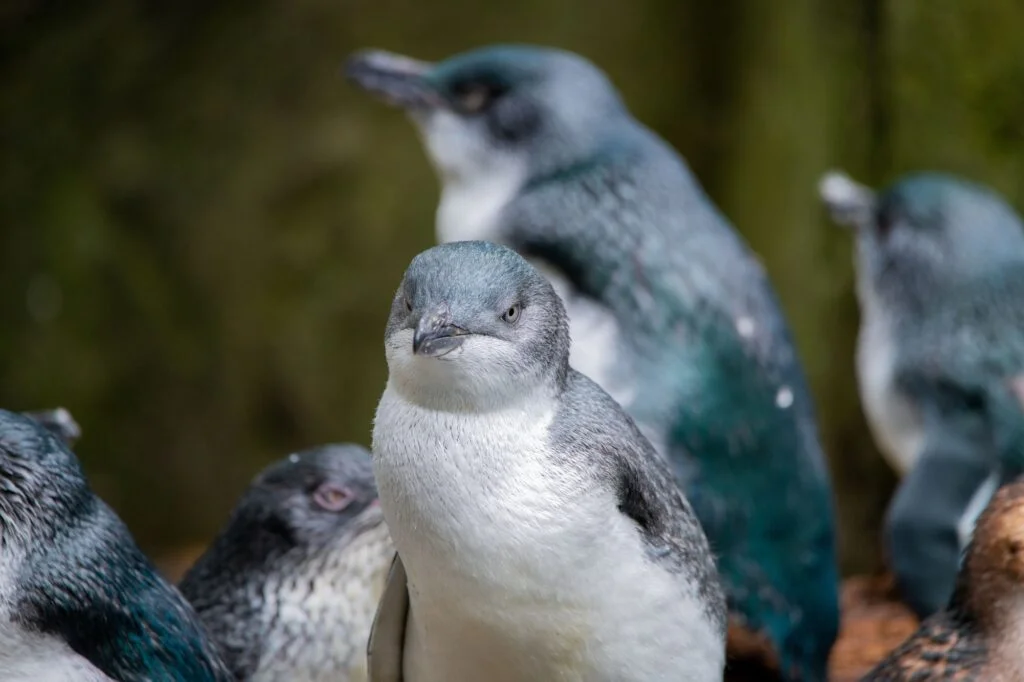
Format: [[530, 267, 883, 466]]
[[372, 387, 721, 682], [856, 308, 924, 476], [0, 626, 113, 682]]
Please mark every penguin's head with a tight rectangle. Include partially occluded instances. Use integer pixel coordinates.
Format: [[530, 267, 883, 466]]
[[384, 240, 570, 410], [0, 409, 91, 555], [238, 444, 383, 552], [346, 44, 630, 188], [820, 170, 1024, 300], [22, 407, 82, 447]]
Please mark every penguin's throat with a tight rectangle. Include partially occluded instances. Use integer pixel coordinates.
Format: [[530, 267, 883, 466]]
[[434, 165, 527, 244], [389, 366, 556, 417], [386, 339, 558, 415]]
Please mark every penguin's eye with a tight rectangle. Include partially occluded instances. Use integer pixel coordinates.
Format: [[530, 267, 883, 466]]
[[452, 82, 501, 114], [875, 205, 898, 238], [404, 297, 413, 313], [501, 304, 522, 324], [313, 483, 353, 512]]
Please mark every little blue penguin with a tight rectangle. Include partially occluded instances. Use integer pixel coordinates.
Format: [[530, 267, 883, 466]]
[[368, 240, 727, 682], [820, 170, 1024, 619], [179, 443, 393, 682], [346, 44, 840, 681], [0, 408, 232, 682], [23, 407, 81, 446], [860, 476, 1024, 681]]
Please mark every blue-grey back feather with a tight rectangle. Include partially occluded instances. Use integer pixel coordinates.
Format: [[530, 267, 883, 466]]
[[0, 409, 232, 682]]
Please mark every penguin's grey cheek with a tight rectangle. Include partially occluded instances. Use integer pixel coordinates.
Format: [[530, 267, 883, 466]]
[[385, 328, 416, 361], [489, 98, 541, 145]]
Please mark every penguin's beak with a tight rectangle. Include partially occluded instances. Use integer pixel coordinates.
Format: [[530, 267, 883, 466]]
[[819, 170, 877, 230], [413, 307, 470, 357], [345, 49, 444, 110]]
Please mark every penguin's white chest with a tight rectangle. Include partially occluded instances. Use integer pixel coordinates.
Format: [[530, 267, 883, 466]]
[[372, 388, 722, 682], [0, 625, 113, 682], [856, 308, 924, 476]]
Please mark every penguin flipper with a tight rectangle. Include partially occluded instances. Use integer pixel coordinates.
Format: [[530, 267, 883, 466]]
[[367, 551, 409, 682], [885, 373, 1000, 619]]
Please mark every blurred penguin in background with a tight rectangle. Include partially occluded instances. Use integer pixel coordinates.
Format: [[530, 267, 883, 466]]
[[349, 44, 840, 681], [821, 170, 1024, 619]]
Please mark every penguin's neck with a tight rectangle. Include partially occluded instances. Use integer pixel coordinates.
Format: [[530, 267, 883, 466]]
[[435, 162, 526, 245], [855, 246, 947, 323], [372, 378, 611, 596], [853, 280, 923, 476]]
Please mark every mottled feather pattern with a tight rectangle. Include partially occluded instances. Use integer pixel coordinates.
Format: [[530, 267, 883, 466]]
[[861, 471, 1024, 681], [503, 124, 839, 678], [861, 611, 988, 681], [179, 445, 393, 682], [178, 516, 276, 680], [182, 520, 392, 681]]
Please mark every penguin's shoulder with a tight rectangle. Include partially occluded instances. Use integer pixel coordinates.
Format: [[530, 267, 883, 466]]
[[548, 371, 725, 623], [499, 134, 675, 270], [549, 369, 687, 523]]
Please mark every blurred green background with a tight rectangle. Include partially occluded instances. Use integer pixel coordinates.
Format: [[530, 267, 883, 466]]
[[2, 0, 1023, 576]]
